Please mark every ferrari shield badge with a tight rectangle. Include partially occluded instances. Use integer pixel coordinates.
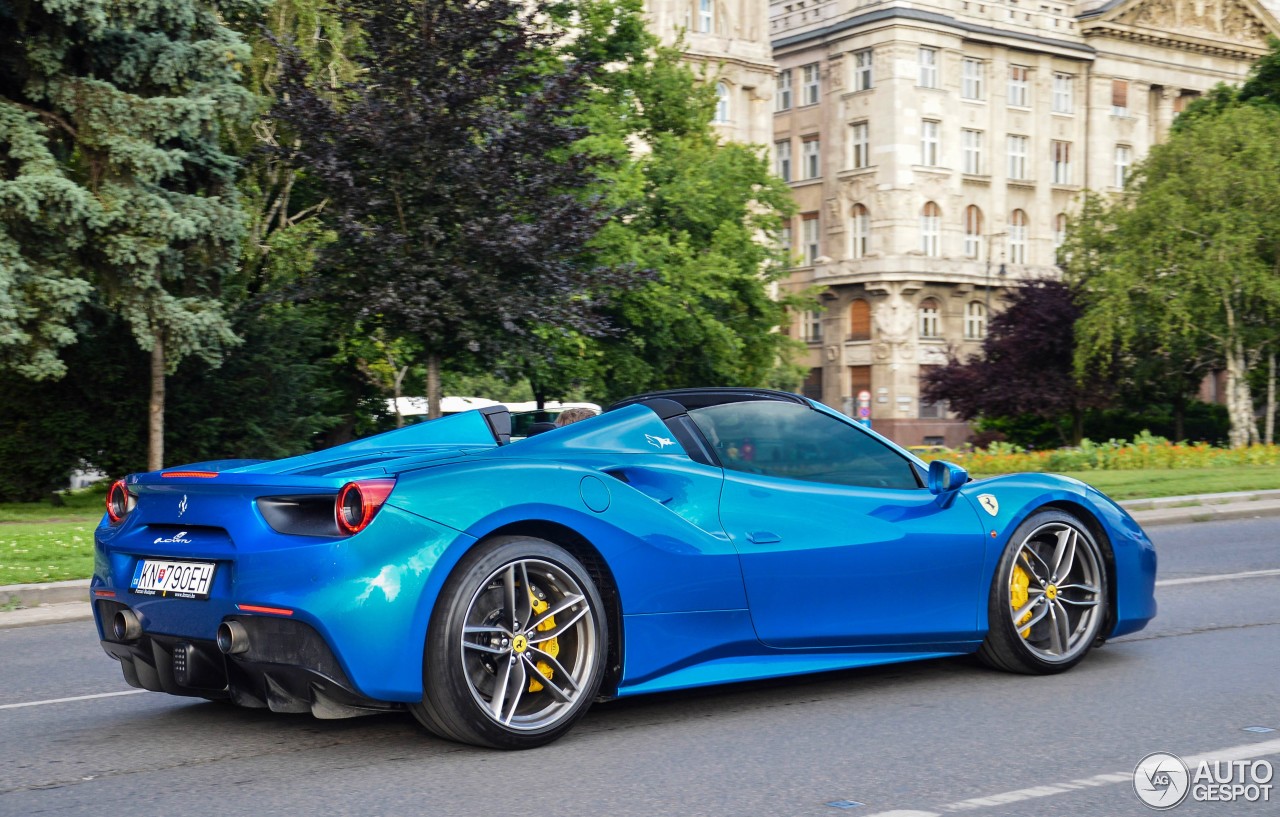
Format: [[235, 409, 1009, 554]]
[[977, 494, 999, 516]]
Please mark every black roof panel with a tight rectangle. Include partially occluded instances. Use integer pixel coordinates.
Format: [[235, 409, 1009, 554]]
[[607, 388, 808, 413]]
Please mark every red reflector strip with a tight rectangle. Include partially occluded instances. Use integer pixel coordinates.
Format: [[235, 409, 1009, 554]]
[[236, 603, 294, 616], [162, 471, 219, 478], [94, 589, 116, 598]]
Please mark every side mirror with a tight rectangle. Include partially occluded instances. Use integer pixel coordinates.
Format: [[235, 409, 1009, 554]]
[[928, 460, 969, 495]]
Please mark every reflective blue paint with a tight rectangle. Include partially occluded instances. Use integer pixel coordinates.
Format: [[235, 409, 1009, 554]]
[[92, 398, 1157, 710], [719, 471, 988, 647]]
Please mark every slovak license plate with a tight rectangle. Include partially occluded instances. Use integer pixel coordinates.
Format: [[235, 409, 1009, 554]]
[[130, 560, 216, 599]]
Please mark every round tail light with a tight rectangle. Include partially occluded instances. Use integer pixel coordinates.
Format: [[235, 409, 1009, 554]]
[[106, 479, 135, 524], [335, 479, 396, 535]]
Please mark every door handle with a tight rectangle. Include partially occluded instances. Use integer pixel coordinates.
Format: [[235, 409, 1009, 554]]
[[746, 531, 781, 544]]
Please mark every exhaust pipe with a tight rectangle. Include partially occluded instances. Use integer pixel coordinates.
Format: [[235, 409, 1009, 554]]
[[216, 620, 250, 655], [112, 609, 142, 641]]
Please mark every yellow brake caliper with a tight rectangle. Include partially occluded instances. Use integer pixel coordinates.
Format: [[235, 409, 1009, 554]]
[[527, 592, 559, 693], [1010, 562, 1033, 638]]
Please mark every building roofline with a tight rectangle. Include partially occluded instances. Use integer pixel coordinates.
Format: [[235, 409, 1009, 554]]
[[771, 6, 1097, 56]]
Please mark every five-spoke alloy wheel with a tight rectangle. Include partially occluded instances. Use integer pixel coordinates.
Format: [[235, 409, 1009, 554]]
[[978, 509, 1109, 674], [412, 536, 607, 748]]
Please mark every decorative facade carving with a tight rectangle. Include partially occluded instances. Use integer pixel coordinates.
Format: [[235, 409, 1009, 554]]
[[1117, 0, 1269, 45]]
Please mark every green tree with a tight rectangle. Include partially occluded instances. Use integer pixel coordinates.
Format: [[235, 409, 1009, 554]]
[[1060, 194, 1213, 441], [546, 0, 803, 403], [1072, 104, 1280, 447], [1, 0, 261, 469], [273, 0, 633, 419]]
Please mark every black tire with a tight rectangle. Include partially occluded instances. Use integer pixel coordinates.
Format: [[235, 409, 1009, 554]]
[[977, 509, 1109, 675], [410, 536, 608, 749]]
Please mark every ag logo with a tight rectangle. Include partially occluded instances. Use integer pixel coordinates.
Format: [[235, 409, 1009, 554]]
[[645, 434, 676, 449], [178, 494, 189, 518], [1133, 751, 1190, 810], [977, 494, 999, 516]]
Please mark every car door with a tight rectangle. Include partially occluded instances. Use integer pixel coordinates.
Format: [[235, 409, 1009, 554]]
[[687, 400, 989, 650]]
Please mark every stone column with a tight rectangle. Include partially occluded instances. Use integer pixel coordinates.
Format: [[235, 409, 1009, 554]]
[[1155, 86, 1178, 143]]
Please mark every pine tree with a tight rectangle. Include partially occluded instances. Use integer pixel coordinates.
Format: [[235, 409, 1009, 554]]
[[1, 0, 260, 469]]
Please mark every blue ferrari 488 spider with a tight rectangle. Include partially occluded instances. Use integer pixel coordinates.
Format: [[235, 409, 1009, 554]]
[[92, 388, 1157, 748]]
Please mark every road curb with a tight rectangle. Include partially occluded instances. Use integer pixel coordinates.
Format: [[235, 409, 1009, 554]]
[[1, 578, 89, 608], [3, 489, 1278, 629]]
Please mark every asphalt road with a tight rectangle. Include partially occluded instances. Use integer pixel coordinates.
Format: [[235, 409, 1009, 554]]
[[1, 517, 1277, 817]]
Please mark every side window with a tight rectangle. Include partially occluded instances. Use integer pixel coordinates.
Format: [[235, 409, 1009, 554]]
[[688, 401, 920, 490]]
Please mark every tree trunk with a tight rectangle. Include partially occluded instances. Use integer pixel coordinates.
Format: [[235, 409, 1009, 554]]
[[148, 338, 165, 471], [426, 353, 442, 419], [1172, 390, 1185, 443], [1266, 351, 1276, 446], [1070, 409, 1084, 447], [391, 360, 408, 429], [1224, 337, 1257, 448]]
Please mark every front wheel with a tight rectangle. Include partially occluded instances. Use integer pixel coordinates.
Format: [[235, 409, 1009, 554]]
[[978, 510, 1109, 674], [411, 536, 608, 748]]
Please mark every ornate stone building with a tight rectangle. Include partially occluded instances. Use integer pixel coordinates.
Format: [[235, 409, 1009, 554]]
[[646, 0, 778, 145], [766, 0, 1280, 445]]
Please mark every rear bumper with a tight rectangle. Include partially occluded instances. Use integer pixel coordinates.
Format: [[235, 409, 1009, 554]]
[[96, 598, 397, 716], [92, 505, 476, 701]]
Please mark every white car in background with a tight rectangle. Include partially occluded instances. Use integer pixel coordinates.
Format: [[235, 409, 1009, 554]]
[[388, 397, 601, 437]]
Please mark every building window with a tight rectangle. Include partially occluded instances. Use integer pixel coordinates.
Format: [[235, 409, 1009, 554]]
[[1009, 209, 1028, 264], [780, 220, 793, 260], [921, 119, 940, 166], [1054, 212, 1068, 252], [965, 301, 987, 339], [776, 69, 792, 111], [963, 205, 983, 259], [849, 122, 870, 169], [775, 140, 792, 181], [1115, 144, 1132, 187], [802, 63, 821, 106], [849, 299, 871, 341], [919, 366, 944, 418], [1008, 134, 1028, 180], [698, 0, 713, 33], [1112, 79, 1129, 116], [919, 47, 939, 88], [802, 136, 821, 179], [1008, 65, 1030, 107], [802, 212, 820, 265], [850, 203, 869, 259], [919, 298, 941, 338], [800, 311, 823, 342], [961, 58, 984, 100], [962, 128, 983, 175], [854, 48, 873, 91], [802, 366, 823, 400], [714, 82, 730, 123], [1051, 140, 1071, 185], [1053, 73, 1074, 114], [920, 201, 941, 257]]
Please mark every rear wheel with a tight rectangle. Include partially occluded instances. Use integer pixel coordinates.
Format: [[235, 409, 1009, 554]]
[[978, 510, 1108, 674], [411, 536, 607, 748]]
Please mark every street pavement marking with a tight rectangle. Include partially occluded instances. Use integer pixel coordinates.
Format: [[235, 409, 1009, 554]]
[[1156, 568, 1280, 587], [859, 737, 1280, 816], [0, 689, 147, 710]]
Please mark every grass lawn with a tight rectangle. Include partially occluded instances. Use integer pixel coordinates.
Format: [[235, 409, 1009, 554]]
[[972, 465, 1280, 500], [3, 466, 1280, 586], [0, 520, 96, 586], [0, 489, 103, 586]]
